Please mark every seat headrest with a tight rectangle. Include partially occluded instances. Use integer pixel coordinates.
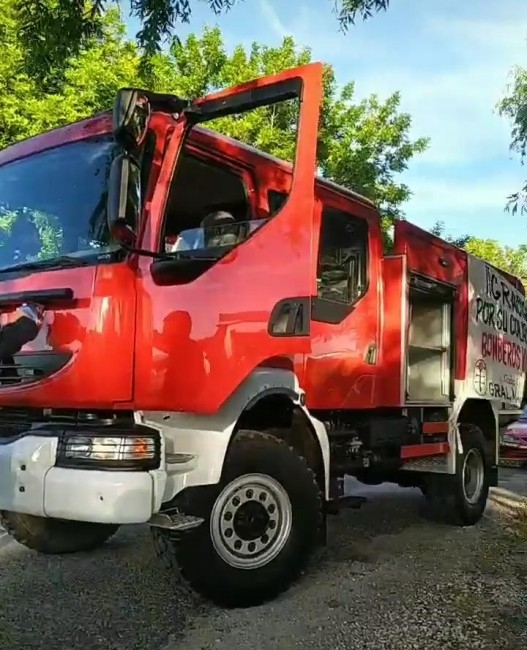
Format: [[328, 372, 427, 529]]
[[200, 211, 235, 228]]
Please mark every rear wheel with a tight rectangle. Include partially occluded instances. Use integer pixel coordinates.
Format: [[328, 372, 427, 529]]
[[0, 511, 119, 554], [153, 430, 322, 607], [423, 424, 490, 526]]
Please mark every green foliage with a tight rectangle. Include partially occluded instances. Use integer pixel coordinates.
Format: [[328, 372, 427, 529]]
[[498, 62, 527, 214], [1, 18, 427, 228], [336, 0, 390, 29], [431, 221, 527, 279], [0, 210, 17, 240], [13, 0, 391, 80], [0, 7, 138, 148], [0, 207, 62, 260], [464, 239, 527, 280], [31, 211, 64, 258]]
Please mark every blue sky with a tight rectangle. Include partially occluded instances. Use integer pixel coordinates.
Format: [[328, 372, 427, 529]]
[[125, 0, 527, 245]]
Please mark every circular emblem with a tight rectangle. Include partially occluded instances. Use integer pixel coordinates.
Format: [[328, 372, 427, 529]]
[[473, 358, 487, 396]]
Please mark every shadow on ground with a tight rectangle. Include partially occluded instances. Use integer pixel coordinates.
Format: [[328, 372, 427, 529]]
[[0, 527, 209, 650], [1, 476, 526, 650], [0, 482, 426, 650]]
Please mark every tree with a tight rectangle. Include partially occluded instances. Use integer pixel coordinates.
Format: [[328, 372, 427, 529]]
[[2, 17, 427, 226], [464, 239, 527, 280], [429, 221, 470, 248], [14, 0, 391, 82], [0, 6, 139, 148], [498, 61, 527, 214], [431, 222, 527, 279]]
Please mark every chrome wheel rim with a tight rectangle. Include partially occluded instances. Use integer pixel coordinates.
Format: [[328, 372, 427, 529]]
[[210, 473, 292, 570], [462, 448, 485, 505]]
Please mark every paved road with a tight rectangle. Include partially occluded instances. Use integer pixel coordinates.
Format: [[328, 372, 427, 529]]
[[0, 470, 526, 650]]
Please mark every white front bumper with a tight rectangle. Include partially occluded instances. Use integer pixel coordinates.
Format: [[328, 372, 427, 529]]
[[0, 435, 166, 524]]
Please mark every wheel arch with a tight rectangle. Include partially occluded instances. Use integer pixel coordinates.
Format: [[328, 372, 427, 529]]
[[231, 387, 330, 499], [150, 367, 330, 504], [456, 398, 497, 467]]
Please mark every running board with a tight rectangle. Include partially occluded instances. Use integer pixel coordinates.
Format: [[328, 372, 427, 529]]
[[148, 510, 204, 532]]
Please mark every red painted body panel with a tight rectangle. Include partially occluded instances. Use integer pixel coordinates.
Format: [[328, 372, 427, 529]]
[[0, 101, 475, 420], [133, 63, 323, 413], [302, 198, 383, 410], [0, 114, 111, 165], [0, 263, 136, 407], [400, 442, 449, 460], [377, 255, 407, 406], [0, 63, 506, 428]]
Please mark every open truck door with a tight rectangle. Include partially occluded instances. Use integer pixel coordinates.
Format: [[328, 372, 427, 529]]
[[134, 63, 324, 413]]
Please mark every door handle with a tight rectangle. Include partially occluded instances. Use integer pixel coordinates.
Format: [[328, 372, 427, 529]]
[[268, 297, 311, 337], [365, 344, 377, 365]]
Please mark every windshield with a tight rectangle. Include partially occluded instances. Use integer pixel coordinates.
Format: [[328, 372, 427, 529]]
[[0, 135, 117, 271]]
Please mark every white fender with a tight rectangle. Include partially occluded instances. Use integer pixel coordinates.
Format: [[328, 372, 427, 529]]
[[451, 390, 500, 472], [140, 367, 330, 505]]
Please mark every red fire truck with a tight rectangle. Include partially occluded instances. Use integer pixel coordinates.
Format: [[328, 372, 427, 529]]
[[0, 63, 525, 607]]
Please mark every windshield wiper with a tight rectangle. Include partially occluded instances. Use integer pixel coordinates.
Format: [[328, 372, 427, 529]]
[[0, 255, 89, 275]]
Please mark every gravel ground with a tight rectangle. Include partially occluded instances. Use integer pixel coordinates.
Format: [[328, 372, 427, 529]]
[[1, 470, 526, 650]]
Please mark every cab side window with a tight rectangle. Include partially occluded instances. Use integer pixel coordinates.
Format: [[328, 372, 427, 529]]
[[268, 189, 288, 216], [314, 205, 368, 321], [162, 151, 250, 252]]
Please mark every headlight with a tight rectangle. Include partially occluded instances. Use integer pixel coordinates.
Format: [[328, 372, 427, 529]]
[[502, 434, 518, 445], [57, 431, 160, 470]]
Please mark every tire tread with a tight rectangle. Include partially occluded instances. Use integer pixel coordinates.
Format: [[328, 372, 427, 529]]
[[0, 511, 118, 554], [153, 429, 322, 607]]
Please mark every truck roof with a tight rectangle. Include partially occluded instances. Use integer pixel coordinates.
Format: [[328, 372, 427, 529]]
[[0, 111, 377, 211], [0, 112, 112, 167]]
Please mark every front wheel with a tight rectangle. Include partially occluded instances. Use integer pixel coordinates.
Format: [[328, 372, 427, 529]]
[[154, 430, 323, 607], [0, 511, 119, 554], [423, 423, 490, 526]]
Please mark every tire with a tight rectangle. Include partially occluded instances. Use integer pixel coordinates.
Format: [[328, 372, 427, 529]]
[[424, 423, 490, 526], [0, 511, 119, 554], [156, 430, 323, 607]]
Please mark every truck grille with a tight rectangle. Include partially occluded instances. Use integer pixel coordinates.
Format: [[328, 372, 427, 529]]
[[0, 352, 71, 386], [0, 408, 136, 438]]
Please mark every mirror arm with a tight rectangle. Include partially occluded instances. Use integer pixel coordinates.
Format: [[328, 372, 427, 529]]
[[118, 240, 168, 260]]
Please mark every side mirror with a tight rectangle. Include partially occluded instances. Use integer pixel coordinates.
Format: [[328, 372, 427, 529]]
[[107, 153, 141, 247], [113, 88, 151, 152]]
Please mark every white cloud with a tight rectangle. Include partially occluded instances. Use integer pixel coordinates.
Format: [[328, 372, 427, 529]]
[[426, 13, 527, 58], [406, 174, 521, 215], [258, 0, 289, 39], [254, 0, 527, 242], [353, 64, 520, 166], [257, 0, 384, 60], [257, 0, 527, 167], [402, 170, 527, 246]]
